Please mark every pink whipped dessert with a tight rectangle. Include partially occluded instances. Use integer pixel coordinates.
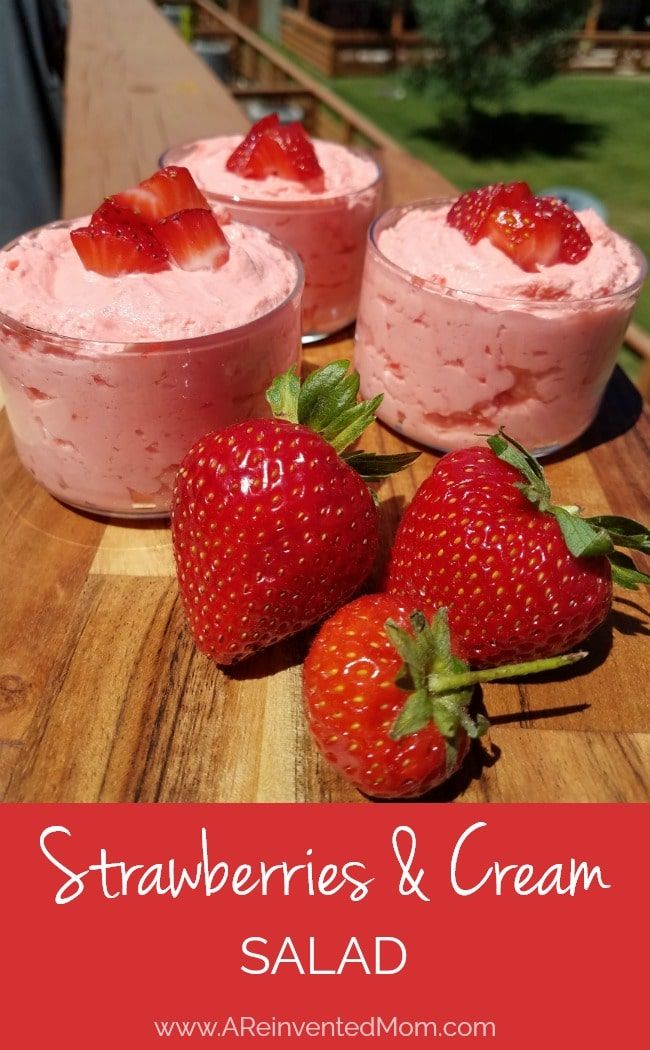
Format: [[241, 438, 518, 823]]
[[163, 117, 382, 340], [0, 217, 302, 516], [354, 195, 646, 454]]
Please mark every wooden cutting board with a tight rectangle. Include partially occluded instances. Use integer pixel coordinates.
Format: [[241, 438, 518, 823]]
[[0, 0, 648, 802], [1, 347, 648, 803]]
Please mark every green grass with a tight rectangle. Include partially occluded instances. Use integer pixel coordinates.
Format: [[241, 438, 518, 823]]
[[326, 73, 650, 371]]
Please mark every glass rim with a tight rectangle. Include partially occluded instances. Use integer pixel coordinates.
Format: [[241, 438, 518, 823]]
[[160, 139, 384, 210], [0, 218, 305, 355], [368, 197, 648, 307]]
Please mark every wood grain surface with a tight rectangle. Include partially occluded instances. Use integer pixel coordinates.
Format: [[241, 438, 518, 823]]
[[0, 0, 648, 802]]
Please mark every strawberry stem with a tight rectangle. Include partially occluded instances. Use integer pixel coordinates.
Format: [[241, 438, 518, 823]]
[[387, 607, 587, 746], [428, 650, 587, 693]]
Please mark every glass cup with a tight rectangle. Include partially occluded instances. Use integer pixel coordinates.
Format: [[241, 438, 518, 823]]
[[354, 199, 647, 456], [0, 221, 304, 517], [161, 140, 383, 343]]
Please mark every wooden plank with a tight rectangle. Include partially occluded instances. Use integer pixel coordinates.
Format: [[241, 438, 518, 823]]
[[90, 523, 175, 577], [62, 0, 249, 217], [455, 728, 650, 803], [0, 744, 22, 797], [380, 146, 456, 205], [0, 421, 105, 743], [4, 576, 180, 802]]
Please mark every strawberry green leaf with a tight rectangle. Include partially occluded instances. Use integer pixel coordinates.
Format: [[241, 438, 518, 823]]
[[305, 371, 361, 433], [297, 360, 352, 424], [384, 618, 428, 686], [487, 430, 545, 483], [341, 450, 420, 480], [267, 361, 420, 476], [390, 689, 432, 739], [460, 711, 490, 740], [487, 431, 552, 512], [298, 360, 376, 449], [410, 610, 427, 633], [431, 696, 465, 740], [265, 366, 300, 423], [552, 506, 613, 558], [585, 515, 650, 554], [608, 550, 650, 590], [486, 432, 650, 566], [321, 395, 383, 454], [429, 607, 468, 677], [394, 663, 415, 692], [297, 360, 372, 450]]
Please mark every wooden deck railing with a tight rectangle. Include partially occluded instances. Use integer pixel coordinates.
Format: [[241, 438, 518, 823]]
[[194, 5, 650, 80], [570, 31, 650, 73], [279, 7, 425, 78], [188, 0, 406, 149]]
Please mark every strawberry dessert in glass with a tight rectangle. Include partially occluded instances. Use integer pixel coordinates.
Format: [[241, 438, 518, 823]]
[[0, 167, 303, 517], [353, 183, 646, 456], [162, 115, 383, 342]]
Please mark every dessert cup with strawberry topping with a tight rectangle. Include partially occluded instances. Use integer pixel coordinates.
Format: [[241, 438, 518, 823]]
[[162, 115, 383, 342], [0, 167, 303, 517], [353, 185, 646, 456]]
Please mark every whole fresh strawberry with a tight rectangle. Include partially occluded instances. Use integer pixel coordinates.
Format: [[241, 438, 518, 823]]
[[171, 362, 417, 664], [304, 593, 585, 798], [386, 432, 650, 667]]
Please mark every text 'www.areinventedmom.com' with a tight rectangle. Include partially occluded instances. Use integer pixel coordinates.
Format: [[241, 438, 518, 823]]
[[153, 1017, 497, 1039]]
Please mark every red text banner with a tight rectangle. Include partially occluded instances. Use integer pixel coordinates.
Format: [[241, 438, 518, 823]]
[[0, 804, 643, 1047]]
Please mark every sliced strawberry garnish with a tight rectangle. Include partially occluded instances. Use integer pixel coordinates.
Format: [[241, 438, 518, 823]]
[[70, 222, 170, 277], [112, 166, 209, 222], [226, 114, 324, 192], [483, 198, 559, 272], [243, 133, 296, 181], [90, 199, 151, 230], [484, 195, 593, 272], [447, 181, 532, 244], [534, 196, 592, 264], [155, 208, 230, 271], [226, 113, 280, 174], [273, 123, 325, 191], [448, 181, 593, 271]]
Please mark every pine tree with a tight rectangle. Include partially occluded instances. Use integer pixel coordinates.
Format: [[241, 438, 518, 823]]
[[411, 0, 593, 128]]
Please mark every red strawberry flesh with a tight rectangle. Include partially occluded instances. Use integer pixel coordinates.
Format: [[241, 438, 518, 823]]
[[447, 181, 592, 271], [90, 199, 151, 230], [155, 208, 230, 271], [70, 166, 221, 274], [534, 196, 593, 264], [484, 196, 565, 272], [70, 205, 170, 277], [112, 166, 210, 222], [226, 113, 325, 192], [447, 182, 531, 244], [226, 113, 280, 174]]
